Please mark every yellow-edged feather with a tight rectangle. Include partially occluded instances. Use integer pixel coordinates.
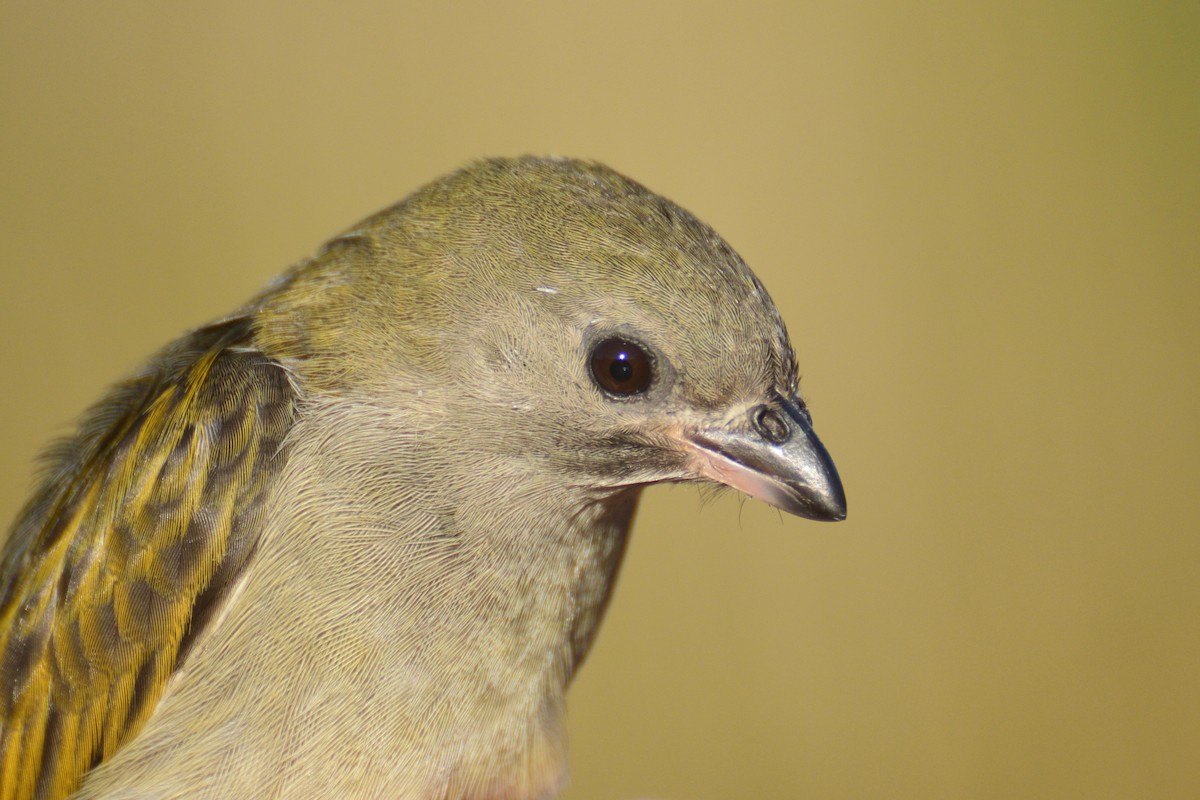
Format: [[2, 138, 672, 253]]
[[0, 317, 296, 800]]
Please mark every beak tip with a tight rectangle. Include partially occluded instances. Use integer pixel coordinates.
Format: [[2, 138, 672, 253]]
[[782, 477, 847, 522], [823, 502, 848, 523], [824, 476, 848, 521]]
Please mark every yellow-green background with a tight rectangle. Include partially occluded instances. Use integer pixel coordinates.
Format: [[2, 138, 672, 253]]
[[2, 3, 1196, 798]]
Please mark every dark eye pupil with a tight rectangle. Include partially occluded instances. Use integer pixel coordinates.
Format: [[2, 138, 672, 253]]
[[590, 337, 653, 396], [610, 358, 634, 382]]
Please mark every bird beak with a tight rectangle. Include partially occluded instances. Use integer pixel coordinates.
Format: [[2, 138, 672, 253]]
[[681, 396, 847, 521]]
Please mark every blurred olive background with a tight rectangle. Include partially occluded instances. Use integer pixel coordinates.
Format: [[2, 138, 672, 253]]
[[2, 2, 1197, 798]]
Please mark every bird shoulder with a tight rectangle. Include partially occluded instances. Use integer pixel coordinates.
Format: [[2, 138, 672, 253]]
[[0, 316, 297, 800]]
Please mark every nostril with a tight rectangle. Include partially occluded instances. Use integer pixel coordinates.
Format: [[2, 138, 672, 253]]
[[751, 405, 791, 444]]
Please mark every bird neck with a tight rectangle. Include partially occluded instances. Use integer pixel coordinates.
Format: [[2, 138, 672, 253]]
[[273, 398, 640, 683], [214, 397, 638, 794]]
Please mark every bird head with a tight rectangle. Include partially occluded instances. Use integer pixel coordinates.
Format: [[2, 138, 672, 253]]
[[259, 157, 845, 521]]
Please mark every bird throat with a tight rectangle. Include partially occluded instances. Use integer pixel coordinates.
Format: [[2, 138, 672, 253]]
[[271, 437, 642, 797]]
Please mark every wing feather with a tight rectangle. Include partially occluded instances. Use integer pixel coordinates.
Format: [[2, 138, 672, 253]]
[[0, 317, 296, 800]]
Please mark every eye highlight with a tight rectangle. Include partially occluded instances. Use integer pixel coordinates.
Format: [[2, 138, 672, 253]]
[[590, 337, 653, 396]]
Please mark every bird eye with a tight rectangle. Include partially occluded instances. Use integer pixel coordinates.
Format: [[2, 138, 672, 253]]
[[590, 337, 653, 396]]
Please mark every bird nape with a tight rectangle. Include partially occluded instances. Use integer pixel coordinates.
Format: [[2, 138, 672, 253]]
[[0, 156, 845, 800]]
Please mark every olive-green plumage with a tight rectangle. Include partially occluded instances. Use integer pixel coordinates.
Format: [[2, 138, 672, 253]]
[[0, 157, 844, 799]]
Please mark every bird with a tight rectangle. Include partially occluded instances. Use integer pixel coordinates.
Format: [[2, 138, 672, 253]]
[[0, 156, 845, 799]]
